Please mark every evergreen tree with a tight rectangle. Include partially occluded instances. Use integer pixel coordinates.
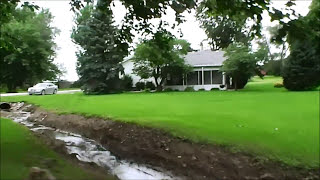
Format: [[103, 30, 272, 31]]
[[72, 1, 125, 94]]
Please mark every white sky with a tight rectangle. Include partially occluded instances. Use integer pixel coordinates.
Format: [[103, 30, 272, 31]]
[[26, 0, 311, 81]]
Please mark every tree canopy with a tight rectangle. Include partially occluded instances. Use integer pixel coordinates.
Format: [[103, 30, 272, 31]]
[[221, 43, 268, 90], [71, 1, 126, 94], [0, 7, 60, 92], [280, 0, 320, 90], [132, 29, 191, 91]]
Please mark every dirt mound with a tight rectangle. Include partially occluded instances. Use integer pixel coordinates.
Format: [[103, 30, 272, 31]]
[[27, 105, 318, 180]]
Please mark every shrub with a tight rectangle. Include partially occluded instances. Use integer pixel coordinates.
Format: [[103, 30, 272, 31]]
[[143, 88, 151, 93], [184, 87, 195, 92], [145, 81, 156, 90], [121, 75, 133, 91], [135, 82, 145, 91], [198, 88, 206, 91], [210, 88, 219, 91], [163, 88, 173, 92], [274, 82, 284, 88], [282, 41, 320, 90]]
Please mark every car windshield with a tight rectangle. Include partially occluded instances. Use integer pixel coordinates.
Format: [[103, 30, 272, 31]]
[[34, 83, 48, 88]]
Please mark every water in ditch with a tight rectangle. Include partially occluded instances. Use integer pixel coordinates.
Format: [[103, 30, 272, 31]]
[[7, 103, 177, 180]]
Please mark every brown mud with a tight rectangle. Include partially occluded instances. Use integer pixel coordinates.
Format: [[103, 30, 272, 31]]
[[5, 104, 320, 180]]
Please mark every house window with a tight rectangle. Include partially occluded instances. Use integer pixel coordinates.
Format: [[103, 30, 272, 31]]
[[212, 71, 223, 84]]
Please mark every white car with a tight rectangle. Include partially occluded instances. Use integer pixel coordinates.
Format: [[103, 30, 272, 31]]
[[28, 83, 58, 95]]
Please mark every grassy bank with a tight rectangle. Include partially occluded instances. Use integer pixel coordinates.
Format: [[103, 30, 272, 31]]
[[0, 118, 111, 180], [2, 76, 319, 168]]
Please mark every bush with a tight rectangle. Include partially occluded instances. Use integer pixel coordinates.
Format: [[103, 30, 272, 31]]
[[135, 82, 145, 91], [198, 88, 206, 91], [282, 40, 320, 91], [274, 82, 284, 88], [145, 81, 156, 90], [163, 88, 173, 92], [121, 75, 133, 91], [143, 88, 151, 93], [184, 87, 195, 92], [210, 88, 219, 91], [264, 60, 283, 76], [220, 84, 225, 89]]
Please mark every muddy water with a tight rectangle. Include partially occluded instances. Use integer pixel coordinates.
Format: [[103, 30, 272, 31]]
[[7, 103, 177, 180]]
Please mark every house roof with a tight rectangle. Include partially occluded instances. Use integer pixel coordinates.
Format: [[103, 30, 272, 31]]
[[122, 50, 226, 67], [184, 50, 225, 67]]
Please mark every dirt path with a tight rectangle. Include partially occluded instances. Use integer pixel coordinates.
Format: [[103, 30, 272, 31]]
[[7, 104, 320, 180]]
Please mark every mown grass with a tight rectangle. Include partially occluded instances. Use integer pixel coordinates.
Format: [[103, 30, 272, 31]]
[[2, 76, 319, 168], [0, 118, 112, 180]]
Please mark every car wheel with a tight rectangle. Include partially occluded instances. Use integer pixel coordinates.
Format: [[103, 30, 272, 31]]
[[41, 90, 45, 95], [53, 89, 57, 94]]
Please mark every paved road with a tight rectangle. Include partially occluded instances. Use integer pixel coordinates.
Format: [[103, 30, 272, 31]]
[[0, 89, 82, 97]]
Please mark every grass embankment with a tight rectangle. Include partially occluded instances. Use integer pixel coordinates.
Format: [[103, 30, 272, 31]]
[[0, 118, 111, 180], [2, 76, 319, 168]]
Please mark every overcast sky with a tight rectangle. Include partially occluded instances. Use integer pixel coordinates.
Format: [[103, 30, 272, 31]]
[[27, 0, 311, 81]]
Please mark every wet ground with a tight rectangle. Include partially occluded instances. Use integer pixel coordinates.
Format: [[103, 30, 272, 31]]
[[1, 102, 319, 180], [3, 102, 176, 180]]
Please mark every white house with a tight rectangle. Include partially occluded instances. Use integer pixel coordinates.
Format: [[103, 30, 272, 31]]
[[122, 50, 227, 91]]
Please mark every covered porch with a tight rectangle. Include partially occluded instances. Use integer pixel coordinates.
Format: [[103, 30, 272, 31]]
[[165, 67, 226, 91]]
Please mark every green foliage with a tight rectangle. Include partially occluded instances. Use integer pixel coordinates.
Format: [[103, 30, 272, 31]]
[[221, 43, 266, 90], [163, 88, 174, 92], [184, 87, 195, 92], [281, 0, 320, 91], [196, 14, 250, 50], [71, 2, 126, 94], [132, 29, 192, 91], [0, 7, 60, 92], [135, 82, 145, 91], [198, 88, 206, 91], [264, 60, 283, 76], [210, 88, 219, 91], [145, 81, 156, 90], [121, 75, 133, 91], [282, 40, 320, 91]]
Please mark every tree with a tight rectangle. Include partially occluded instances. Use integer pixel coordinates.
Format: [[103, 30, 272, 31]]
[[132, 30, 191, 91], [280, 0, 320, 90], [221, 43, 267, 90], [0, 7, 59, 92], [71, 1, 126, 94], [196, 14, 250, 50]]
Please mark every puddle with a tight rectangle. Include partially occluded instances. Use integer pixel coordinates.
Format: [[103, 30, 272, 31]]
[[7, 105, 177, 180]]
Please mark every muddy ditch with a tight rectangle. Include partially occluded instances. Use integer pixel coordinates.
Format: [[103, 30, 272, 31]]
[[1, 102, 319, 180]]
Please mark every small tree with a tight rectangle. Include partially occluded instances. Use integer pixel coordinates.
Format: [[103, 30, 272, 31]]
[[221, 42, 266, 90], [132, 30, 191, 91]]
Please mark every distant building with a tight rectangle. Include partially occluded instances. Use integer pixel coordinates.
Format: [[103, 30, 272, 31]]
[[122, 50, 227, 91]]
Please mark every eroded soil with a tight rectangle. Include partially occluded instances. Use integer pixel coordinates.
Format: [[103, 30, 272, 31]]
[[4, 103, 320, 180]]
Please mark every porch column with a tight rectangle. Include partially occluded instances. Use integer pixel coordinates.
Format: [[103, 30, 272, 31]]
[[185, 74, 188, 85], [201, 67, 204, 85], [222, 72, 226, 85], [183, 74, 185, 86]]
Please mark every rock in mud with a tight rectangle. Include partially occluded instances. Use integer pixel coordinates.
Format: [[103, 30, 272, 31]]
[[28, 167, 56, 180], [0, 102, 11, 110]]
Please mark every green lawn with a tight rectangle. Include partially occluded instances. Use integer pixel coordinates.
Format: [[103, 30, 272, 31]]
[[0, 118, 111, 180], [2, 76, 319, 168]]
